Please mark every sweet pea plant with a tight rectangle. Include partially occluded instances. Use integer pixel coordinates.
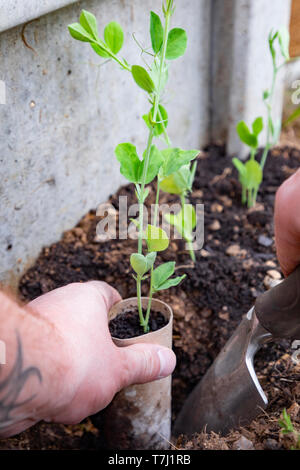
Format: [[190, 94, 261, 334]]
[[68, 1, 199, 332], [233, 27, 290, 208]]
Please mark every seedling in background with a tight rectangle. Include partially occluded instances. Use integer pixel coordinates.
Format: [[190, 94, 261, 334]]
[[278, 408, 300, 450], [234, 27, 290, 208], [69, 1, 198, 332], [233, 117, 263, 208]]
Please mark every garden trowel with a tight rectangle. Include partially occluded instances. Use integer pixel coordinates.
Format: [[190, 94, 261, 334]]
[[174, 265, 300, 436]]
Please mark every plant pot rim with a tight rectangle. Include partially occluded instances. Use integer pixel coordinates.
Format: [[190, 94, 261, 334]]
[[108, 296, 173, 344]]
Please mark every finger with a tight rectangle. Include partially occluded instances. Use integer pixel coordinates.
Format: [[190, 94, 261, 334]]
[[87, 281, 122, 310], [275, 169, 300, 277], [118, 343, 176, 388]]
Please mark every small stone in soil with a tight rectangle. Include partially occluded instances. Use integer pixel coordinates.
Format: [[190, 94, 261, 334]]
[[258, 234, 273, 247], [109, 307, 167, 339]]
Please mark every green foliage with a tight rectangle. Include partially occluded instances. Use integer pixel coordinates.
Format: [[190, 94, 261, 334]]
[[68, 12, 129, 69], [69, 2, 195, 332], [141, 145, 164, 184], [79, 10, 98, 39], [235, 26, 290, 209], [164, 204, 196, 242], [115, 143, 141, 183], [152, 262, 186, 291], [278, 27, 290, 61], [278, 409, 300, 450], [150, 11, 164, 53], [279, 409, 295, 434], [283, 105, 300, 127], [104, 21, 124, 54], [145, 225, 169, 252], [160, 148, 199, 178], [143, 104, 168, 136], [166, 28, 187, 60], [115, 143, 163, 184], [232, 158, 262, 208], [234, 116, 264, 207], [68, 23, 94, 42], [236, 118, 263, 149], [130, 252, 156, 277], [131, 65, 155, 93], [160, 161, 197, 195]]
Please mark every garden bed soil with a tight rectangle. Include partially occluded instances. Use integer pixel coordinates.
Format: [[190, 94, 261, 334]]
[[1, 145, 300, 450]]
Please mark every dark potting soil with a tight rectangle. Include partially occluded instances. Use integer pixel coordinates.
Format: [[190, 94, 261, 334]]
[[109, 308, 167, 339], [1, 145, 299, 450]]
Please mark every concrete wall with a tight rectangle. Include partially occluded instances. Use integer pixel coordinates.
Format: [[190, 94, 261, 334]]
[[211, 0, 292, 157], [0, 0, 211, 285]]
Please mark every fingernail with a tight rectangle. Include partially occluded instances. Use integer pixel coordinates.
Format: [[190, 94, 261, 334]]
[[157, 348, 176, 379]]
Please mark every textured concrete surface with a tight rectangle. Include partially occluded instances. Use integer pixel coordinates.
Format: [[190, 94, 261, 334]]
[[211, 0, 292, 158], [0, 0, 78, 33], [0, 0, 210, 285]]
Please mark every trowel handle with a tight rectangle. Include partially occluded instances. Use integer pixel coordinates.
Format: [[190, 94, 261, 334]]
[[255, 265, 300, 340]]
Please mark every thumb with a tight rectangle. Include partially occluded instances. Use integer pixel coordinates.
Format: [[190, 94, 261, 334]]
[[119, 343, 176, 387]]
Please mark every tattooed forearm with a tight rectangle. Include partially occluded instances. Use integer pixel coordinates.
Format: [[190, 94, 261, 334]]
[[0, 332, 42, 429]]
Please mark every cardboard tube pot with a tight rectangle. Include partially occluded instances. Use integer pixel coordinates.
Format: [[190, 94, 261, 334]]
[[103, 297, 173, 450]]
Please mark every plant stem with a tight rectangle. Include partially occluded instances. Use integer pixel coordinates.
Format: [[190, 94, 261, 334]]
[[136, 276, 145, 326], [261, 65, 277, 171], [142, 10, 171, 332], [242, 185, 247, 205], [157, 107, 172, 146], [138, 129, 155, 254], [180, 193, 195, 262]]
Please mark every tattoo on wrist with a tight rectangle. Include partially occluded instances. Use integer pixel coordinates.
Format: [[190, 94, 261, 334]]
[[0, 332, 42, 429]]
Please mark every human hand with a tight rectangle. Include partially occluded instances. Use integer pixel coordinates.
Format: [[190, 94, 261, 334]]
[[275, 169, 300, 277], [0, 282, 175, 437]]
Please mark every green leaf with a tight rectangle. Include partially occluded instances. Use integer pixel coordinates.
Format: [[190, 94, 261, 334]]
[[160, 165, 191, 195], [154, 274, 186, 291], [91, 43, 110, 58], [140, 145, 164, 184], [150, 61, 169, 91], [236, 121, 258, 148], [252, 117, 263, 136], [143, 104, 168, 136], [130, 252, 156, 277], [130, 253, 148, 277], [145, 252, 157, 270], [278, 26, 290, 61], [145, 225, 169, 252], [166, 28, 187, 60], [153, 262, 175, 289], [104, 21, 124, 54], [232, 157, 246, 185], [132, 65, 155, 93], [283, 105, 300, 127], [244, 160, 263, 189], [115, 143, 141, 183], [161, 148, 199, 177], [164, 204, 196, 241], [68, 23, 94, 42], [268, 30, 278, 61], [150, 11, 164, 54], [79, 10, 98, 40], [263, 89, 270, 101]]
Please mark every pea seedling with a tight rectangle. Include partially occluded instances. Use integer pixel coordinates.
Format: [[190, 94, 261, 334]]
[[233, 27, 290, 208], [68, 1, 198, 332]]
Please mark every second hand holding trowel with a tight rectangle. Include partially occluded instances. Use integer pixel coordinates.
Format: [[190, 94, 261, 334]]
[[174, 265, 300, 436]]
